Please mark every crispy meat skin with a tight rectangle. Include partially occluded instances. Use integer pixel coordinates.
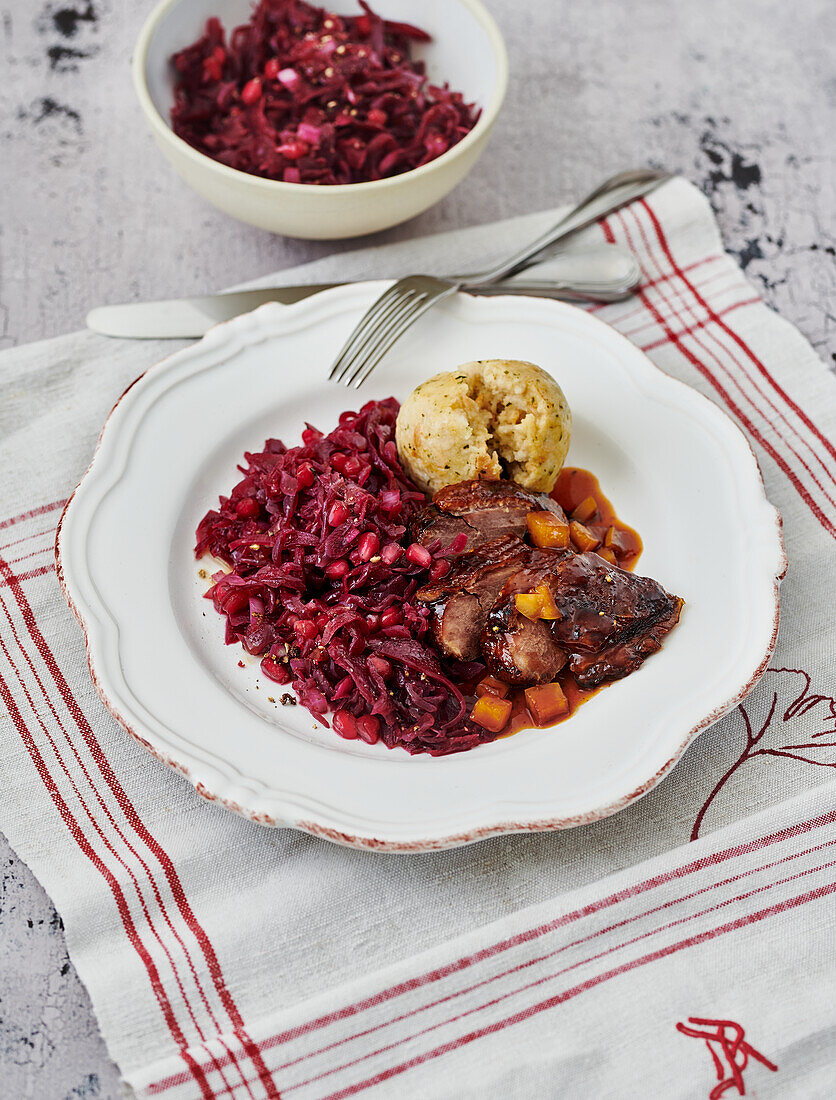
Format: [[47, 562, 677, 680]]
[[433, 479, 565, 517], [416, 536, 529, 661], [488, 549, 682, 688], [411, 478, 566, 552], [568, 603, 682, 686]]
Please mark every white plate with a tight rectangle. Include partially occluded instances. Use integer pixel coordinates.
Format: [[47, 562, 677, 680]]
[[57, 285, 786, 850]]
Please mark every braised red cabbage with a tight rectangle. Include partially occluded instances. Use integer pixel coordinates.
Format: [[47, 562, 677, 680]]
[[196, 399, 495, 754], [170, 0, 480, 185]]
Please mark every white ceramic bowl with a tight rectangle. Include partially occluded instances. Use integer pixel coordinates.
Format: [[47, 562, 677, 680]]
[[133, 0, 508, 239]]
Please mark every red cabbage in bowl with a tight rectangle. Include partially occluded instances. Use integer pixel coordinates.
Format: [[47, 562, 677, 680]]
[[171, 0, 481, 185]]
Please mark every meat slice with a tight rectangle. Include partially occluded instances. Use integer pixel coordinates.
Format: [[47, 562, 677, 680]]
[[416, 536, 530, 661], [411, 479, 567, 552], [484, 549, 682, 689], [568, 607, 681, 686], [538, 552, 681, 666], [481, 606, 568, 685]]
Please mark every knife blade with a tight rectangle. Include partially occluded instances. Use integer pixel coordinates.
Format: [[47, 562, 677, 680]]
[[85, 245, 641, 339], [85, 284, 342, 340]]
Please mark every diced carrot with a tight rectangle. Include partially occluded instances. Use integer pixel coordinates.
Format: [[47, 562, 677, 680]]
[[471, 693, 513, 733], [534, 582, 561, 620], [527, 510, 571, 549], [570, 520, 600, 552], [475, 675, 511, 699], [515, 591, 545, 620], [597, 547, 617, 566], [525, 681, 569, 725], [571, 495, 598, 524]]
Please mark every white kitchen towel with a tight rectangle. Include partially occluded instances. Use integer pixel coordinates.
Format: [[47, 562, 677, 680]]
[[136, 777, 836, 1099], [0, 177, 834, 1097]]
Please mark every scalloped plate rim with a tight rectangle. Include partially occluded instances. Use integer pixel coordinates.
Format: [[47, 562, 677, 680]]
[[55, 284, 787, 850]]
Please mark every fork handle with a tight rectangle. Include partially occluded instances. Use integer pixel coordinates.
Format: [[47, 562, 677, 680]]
[[456, 169, 670, 286], [464, 282, 634, 304]]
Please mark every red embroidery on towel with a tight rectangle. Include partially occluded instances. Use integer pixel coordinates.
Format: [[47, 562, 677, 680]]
[[676, 1017, 778, 1098], [692, 668, 836, 840]]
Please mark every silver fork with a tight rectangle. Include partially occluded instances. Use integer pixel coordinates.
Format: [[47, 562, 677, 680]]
[[329, 168, 671, 389]]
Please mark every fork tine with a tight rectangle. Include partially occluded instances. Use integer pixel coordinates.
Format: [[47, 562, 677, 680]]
[[349, 292, 440, 389], [340, 290, 427, 388], [334, 288, 424, 387], [328, 283, 405, 382]]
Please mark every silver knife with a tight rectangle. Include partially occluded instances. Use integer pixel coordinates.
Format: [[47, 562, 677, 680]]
[[86, 245, 641, 339]]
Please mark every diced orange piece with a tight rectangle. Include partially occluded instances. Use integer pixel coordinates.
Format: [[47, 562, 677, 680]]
[[525, 681, 569, 725], [597, 547, 617, 566], [570, 520, 600, 552], [515, 591, 546, 620], [571, 495, 598, 524], [534, 582, 561, 620], [471, 693, 513, 733], [475, 675, 511, 699], [527, 510, 571, 549]]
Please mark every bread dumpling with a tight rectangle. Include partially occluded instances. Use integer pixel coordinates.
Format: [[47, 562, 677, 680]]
[[395, 359, 572, 495]]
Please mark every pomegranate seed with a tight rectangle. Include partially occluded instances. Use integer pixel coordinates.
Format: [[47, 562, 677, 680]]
[[379, 489, 400, 510], [450, 533, 469, 554], [212, 46, 226, 65], [380, 542, 401, 565], [406, 543, 432, 569], [325, 559, 349, 579], [368, 655, 391, 678], [328, 501, 349, 526], [380, 606, 402, 628], [428, 558, 451, 582], [357, 532, 380, 561], [333, 710, 358, 739], [263, 57, 280, 80], [355, 14, 372, 35], [365, 613, 381, 632], [342, 455, 362, 476], [293, 619, 317, 640], [367, 108, 387, 126], [356, 715, 380, 744], [260, 657, 291, 684], [241, 78, 262, 105], [330, 453, 348, 473], [235, 497, 260, 518], [202, 57, 223, 82], [302, 427, 321, 444], [296, 463, 315, 488]]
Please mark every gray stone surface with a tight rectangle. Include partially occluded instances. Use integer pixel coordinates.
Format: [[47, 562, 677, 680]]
[[0, 0, 833, 1094]]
